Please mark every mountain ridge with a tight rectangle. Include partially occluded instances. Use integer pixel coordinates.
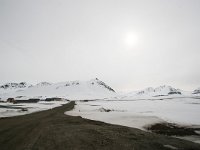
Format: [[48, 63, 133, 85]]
[[0, 80, 199, 100], [0, 78, 116, 100]]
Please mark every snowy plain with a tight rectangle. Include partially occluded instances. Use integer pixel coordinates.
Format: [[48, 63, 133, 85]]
[[65, 97, 200, 144], [0, 101, 69, 118], [66, 97, 200, 129]]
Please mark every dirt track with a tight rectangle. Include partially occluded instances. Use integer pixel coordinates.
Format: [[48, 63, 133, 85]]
[[0, 101, 200, 150]]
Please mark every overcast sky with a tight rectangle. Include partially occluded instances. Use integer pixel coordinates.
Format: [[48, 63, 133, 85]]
[[0, 0, 200, 91]]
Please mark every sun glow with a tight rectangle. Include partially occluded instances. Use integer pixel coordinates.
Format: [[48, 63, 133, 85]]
[[124, 33, 138, 48]]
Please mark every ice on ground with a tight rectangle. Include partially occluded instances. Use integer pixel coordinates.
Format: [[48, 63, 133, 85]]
[[66, 97, 200, 129]]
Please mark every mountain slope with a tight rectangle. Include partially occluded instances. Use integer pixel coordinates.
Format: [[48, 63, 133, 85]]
[[0, 82, 32, 95], [135, 85, 181, 97], [115, 85, 183, 100], [0, 78, 116, 100], [192, 87, 200, 94]]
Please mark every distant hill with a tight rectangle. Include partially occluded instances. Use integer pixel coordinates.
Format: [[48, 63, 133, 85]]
[[0, 78, 116, 100]]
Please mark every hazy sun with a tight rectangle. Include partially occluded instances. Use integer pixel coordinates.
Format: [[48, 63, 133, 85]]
[[124, 33, 138, 48]]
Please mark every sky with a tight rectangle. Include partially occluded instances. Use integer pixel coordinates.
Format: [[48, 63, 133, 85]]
[[0, 0, 200, 91]]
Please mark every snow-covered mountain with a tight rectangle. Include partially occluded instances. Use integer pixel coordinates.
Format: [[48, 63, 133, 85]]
[[114, 85, 183, 100], [132, 85, 182, 97], [136, 87, 155, 95], [136, 85, 181, 97], [0, 82, 32, 95], [35, 82, 52, 87], [192, 87, 200, 94], [0, 78, 116, 100], [0, 82, 32, 89], [0, 80, 199, 101]]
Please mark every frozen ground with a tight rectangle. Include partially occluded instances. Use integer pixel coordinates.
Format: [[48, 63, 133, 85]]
[[66, 97, 200, 143], [0, 100, 69, 118], [66, 97, 200, 129]]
